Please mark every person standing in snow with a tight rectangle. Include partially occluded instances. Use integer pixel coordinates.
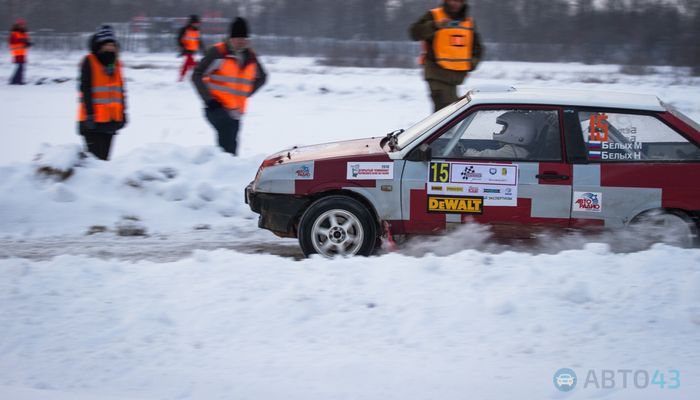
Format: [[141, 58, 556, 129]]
[[192, 17, 266, 156], [77, 25, 127, 161], [410, 0, 483, 111], [177, 14, 205, 82], [8, 19, 32, 85]]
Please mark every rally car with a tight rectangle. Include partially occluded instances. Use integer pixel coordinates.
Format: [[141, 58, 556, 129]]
[[246, 86, 700, 257]]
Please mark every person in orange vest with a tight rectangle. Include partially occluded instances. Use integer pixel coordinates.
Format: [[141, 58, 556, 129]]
[[77, 25, 127, 161], [9, 18, 32, 85], [177, 14, 205, 81], [192, 17, 267, 156], [410, 0, 483, 111]]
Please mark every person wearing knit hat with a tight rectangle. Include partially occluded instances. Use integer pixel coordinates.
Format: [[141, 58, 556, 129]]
[[8, 18, 32, 85], [230, 17, 248, 38], [77, 25, 127, 160], [177, 14, 205, 81], [192, 17, 267, 156]]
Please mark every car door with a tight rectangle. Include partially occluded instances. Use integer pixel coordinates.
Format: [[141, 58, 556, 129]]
[[400, 105, 573, 237], [564, 107, 700, 229]]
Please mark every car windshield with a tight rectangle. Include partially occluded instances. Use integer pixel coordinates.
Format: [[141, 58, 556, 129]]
[[395, 96, 471, 150], [663, 102, 700, 133]]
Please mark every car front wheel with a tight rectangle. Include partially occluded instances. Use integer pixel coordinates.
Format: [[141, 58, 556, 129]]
[[298, 196, 377, 258]]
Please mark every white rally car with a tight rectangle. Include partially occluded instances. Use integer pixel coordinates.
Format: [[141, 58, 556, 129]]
[[246, 87, 700, 257]]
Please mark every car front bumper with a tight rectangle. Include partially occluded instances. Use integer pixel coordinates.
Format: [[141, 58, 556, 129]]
[[245, 183, 311, 238]]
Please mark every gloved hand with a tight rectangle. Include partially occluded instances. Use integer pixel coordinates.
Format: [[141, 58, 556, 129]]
[[206, 99, 222, 110]]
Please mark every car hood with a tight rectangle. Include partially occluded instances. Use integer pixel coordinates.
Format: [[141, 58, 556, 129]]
[[266, 137, 388, 164]]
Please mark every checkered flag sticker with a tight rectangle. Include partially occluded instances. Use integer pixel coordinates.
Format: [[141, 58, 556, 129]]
[[461, 166, 475, 179]]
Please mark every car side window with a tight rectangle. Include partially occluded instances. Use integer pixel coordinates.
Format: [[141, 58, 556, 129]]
[[431, 109, 562, 161], [578, 111, 700, 162]]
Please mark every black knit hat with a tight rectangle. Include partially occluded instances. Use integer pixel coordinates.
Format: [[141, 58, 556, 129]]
[[230, 17, 249, 38], [95, 25, 116, 45], [189, 14, 200, 24]]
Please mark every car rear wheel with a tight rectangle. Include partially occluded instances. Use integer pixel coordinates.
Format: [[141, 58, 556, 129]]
[[631, 210, 699, 248], [298, 196, 377, 258]]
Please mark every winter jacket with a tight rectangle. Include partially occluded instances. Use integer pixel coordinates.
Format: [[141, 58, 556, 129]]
[[78, 35, 127, 135], [410, 2, 483, 85], [192, 41, 267, 115], [177, 25, 204, 55], [9, 25, 31, 63]]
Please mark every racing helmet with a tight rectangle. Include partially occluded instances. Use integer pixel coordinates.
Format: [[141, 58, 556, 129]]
[[493, 111, 539, 146]]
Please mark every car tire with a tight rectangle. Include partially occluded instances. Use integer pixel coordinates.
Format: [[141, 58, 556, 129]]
[[298, 196, 377, 258], [631, 209, 699, 248]]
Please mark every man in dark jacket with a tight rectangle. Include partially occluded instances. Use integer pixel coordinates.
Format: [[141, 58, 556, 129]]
[[77, 25, 127, 160], [177, 14, 205, 81], [410, 0, 483, 111], [192, 17, 266, 156], [8, 19, 32, 85]]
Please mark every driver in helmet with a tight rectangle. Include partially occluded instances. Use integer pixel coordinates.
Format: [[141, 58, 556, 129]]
[[463, 111, 538, 159]]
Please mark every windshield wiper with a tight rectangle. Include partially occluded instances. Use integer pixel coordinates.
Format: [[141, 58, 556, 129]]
[[385, 129, 404, 151]]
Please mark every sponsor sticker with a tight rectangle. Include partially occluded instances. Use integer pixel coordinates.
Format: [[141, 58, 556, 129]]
[[573, 191, 603, 213], [450, 163, 517, 185], [347, 162, 394, 180], [428, 195, 484, 214], [294, 164, 314, 180], [427, 161, 518, 207]]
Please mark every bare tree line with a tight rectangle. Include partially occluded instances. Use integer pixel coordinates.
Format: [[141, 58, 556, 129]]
[[2, 0, 698, 67]]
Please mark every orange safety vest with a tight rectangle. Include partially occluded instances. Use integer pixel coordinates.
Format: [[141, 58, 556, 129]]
[[203, 42, 257, 113], [182, 27, 200, 52], [78, 54, 125, 123], [10, 31, 29, 58], [430, 7, 475, 71]]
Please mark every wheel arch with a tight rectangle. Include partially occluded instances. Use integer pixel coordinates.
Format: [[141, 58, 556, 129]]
[[629, 207, 699, 247], [629, 207, 697, 225], [292, 190, 383, 237]]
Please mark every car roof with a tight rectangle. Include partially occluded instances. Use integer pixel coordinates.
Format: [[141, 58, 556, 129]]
[[467, 86, 666, 112]]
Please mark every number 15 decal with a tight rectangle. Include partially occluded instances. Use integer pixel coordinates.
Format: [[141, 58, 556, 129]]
[[430, 162, 450, 183]]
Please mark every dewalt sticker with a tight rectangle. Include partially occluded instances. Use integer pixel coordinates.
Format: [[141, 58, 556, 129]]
[[427, 196, 484, 214]]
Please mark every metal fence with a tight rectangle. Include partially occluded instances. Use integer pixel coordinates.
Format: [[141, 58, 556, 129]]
[[1, 31, 698, 68]]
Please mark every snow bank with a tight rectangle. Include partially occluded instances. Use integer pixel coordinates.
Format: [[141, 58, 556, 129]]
[[0, 144, 264, 238], [0, 245, 698, 399]]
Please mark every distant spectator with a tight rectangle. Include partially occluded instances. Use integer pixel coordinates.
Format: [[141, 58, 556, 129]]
[[410, 0, 483, 111], [8, 19, 32, 85], [192, 17, 267, 156], [78, 25, 127, 161], [177, 14, 205, 81]]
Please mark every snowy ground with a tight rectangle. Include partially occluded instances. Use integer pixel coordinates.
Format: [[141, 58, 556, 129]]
[[1, 52, 699, 399]]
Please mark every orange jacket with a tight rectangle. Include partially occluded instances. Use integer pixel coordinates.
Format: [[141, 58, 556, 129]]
[[10, 31, 29, 58], [203, 42, 258, 113], [181, 27, 200, 52], [78, 54, 125, 123], [429, 7, 475, 71]]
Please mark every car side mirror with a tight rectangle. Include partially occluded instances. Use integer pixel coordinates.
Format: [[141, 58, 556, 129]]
[[407, 143, 432, 162]]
